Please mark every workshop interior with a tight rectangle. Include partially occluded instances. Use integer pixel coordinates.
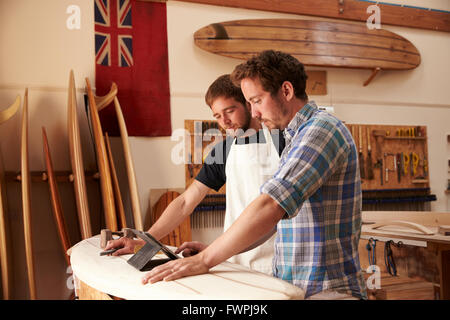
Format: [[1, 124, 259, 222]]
[[0, 0, 449, 301]]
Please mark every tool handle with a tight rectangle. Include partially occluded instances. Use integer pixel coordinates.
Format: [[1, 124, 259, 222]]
[[358, 125, 363, 152], [99, 248, 118, 256]]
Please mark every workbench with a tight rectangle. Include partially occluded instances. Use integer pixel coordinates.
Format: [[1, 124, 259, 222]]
[[68, 235, 305, 300], [360, 211, 450, 300]]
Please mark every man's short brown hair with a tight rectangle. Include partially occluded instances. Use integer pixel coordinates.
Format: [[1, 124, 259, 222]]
[[230, 50, 308, 101], [205, 74, 247, 107]]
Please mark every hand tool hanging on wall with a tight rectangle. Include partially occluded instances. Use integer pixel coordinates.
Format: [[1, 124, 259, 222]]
[[423, 157, 428, 177], [403, 153, 410, 176], [374, 159, 383, 185], [366, 238, 377, 272], [396, 153, 402, 183], [384, 153, 397, 183], [384, 240, 402, 276], [366, 127, 374, 180], [358, 126, 365, 179], [411, 152, 419, 177]]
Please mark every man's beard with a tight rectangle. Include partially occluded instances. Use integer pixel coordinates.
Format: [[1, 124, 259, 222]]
[[227, 109, 252, 138]]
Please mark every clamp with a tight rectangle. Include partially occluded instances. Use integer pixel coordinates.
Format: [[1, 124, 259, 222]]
[[384, 240, 403, 276], [366, 238, 377, 272]]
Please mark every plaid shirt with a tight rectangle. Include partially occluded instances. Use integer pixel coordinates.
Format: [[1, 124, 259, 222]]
[[261, 101, 367, 299]]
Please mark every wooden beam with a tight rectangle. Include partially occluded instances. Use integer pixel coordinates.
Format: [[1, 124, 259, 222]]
[[176, 0, 450, 33]]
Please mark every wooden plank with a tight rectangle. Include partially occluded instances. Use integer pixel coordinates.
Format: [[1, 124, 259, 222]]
[[363, 272, 435, 300], [20, 88, 36, 300], [78, 280, 113, 300], [194, 19, 421, 71], [370, 221, 434, 235], [305, 71, 327, 96], [362, 211, 450, 227], [179, 0, 450, 33]]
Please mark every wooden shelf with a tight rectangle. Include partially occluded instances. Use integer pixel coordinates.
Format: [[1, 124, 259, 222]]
[[384, 136, 426, 140]]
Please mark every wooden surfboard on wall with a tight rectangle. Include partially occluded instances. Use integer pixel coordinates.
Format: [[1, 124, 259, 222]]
[[20, 89, 36, 300], [194, 19, 421, 85], [0, 95, 20, 300], [67, 70, 92, 240]]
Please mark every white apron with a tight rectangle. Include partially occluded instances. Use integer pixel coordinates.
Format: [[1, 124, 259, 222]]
[[224, 125, 280, 275]]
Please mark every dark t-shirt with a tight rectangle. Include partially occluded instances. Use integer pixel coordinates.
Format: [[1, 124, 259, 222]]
[[195, 129, 286, 191]]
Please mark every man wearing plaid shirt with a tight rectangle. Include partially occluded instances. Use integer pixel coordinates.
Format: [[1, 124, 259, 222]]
[[143, 50, 367, 300]]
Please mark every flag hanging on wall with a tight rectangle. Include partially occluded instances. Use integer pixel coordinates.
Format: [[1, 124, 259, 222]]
[[94, 0, 171, 137]]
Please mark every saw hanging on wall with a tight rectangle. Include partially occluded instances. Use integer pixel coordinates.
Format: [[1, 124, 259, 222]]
[[194, 19, 421, 86]]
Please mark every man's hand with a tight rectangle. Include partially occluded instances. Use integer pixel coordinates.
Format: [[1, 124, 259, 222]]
[[104, 237, 145, 256], [175, 241, 207, 257], [141, 253, 210, 284]]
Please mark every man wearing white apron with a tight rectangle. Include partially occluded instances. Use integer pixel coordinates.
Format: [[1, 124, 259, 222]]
[[105, 75, 283, 276], [225, 125, 280, 275]]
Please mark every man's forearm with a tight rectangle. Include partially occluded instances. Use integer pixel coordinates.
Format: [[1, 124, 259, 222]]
[[147, 195, 190, 240], [147, 180, 210, 240], [200, 194, 285, 268]]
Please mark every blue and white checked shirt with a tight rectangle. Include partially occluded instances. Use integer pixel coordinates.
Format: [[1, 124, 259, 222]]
[[261, 101, 367, 299]]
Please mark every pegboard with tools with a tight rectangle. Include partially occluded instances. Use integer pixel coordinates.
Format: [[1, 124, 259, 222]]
[[347, 124, 430, 191], [184, 119, 227, 194], [184, 120, 227, 229]]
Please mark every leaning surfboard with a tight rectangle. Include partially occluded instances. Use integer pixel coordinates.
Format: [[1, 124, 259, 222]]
[[113, 97, 143, 231], [21, 89, 36, 299], [42, 127, 71, 267], [67, 70, 92, 240], [85, 78, 118, 232], [104, 132, 127, 229], [0, 95, 20, 299], [194, 19, 421, 85], [93, 86, 143, 231]]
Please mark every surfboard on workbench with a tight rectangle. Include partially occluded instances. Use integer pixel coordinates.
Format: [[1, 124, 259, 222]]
[[194, 19, 421, 85]]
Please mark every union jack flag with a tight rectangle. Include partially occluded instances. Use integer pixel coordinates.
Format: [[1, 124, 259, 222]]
[[95, 0, 133, 67], [95, 0, 171, 137]]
